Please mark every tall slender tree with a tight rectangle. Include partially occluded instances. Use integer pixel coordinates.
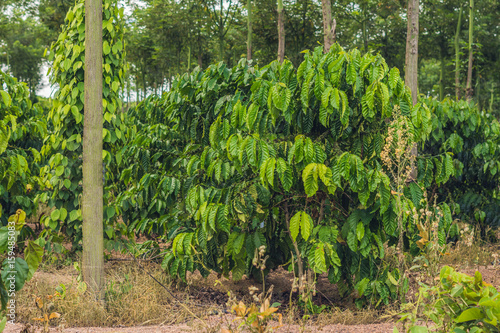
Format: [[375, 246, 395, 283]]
[[277, 0, 284, 63], [405, 0, 419, 105], [405, 0, 419, 184], [247, 0, 252, 60], [465, 0, 474, 100], [83, 0, 104, 300], [455, 5, 463, 100], [203, 0, 236, 62], [321, 0, 336, 52]]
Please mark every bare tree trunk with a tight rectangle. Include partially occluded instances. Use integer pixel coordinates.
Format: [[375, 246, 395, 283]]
[[218, 0, 224, 62], [135, 76, 139, 102], [405, 0, 419, 181], [321, 0, 336, 52], [490, 82, 495, 113], [247, 0, 252, 60], [284, 202, 304, 294], [197, 28, 203, 68], [83, 0, 104, 301], [277, 0, 285, 63], [455, 6, 463, 100], [405, 0, 419, 105], [362, 2, 368, 51], [439, 47, 444, 101], [465, 0, 474, 101]]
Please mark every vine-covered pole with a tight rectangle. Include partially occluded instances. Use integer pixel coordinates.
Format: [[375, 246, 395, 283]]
[[83, 0, 105, 300]]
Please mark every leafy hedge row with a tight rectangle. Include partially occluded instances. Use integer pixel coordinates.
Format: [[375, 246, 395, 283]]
[[117, 45, 463, 305], [421, 97, 500, 230]]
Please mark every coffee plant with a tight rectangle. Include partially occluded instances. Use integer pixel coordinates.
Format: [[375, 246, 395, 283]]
[[0, 70, 47, 227], [38, 0, 130, 251], [421, 97, 500, 231], [118, 45, 459, 306], [0, 71, 44, 330]]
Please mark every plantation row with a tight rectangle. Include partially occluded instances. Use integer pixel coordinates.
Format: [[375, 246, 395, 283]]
[[0, 0, 499, 322]]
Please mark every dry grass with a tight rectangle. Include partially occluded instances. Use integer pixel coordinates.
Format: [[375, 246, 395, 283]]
[[440, 241, 495, 268], [14, 232, 499, 332], [15, 260, 398, 331], [16, 262, 213, 329], [314, 306, 393, 326]]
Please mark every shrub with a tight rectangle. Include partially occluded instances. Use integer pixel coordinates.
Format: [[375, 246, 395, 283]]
[[118, 45, 457, 306], [400, 266, 500, 332]]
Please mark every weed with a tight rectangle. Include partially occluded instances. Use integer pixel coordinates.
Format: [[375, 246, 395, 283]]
[[31, 292, 61, 333], [223, 285, 283, 333]]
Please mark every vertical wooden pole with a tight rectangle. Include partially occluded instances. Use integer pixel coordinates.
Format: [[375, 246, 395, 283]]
[[83, 0, 104, 301]]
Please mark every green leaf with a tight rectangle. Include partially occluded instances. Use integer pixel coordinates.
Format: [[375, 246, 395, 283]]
[[0, 317, 6, 332], [55, 165, 65, 176], [388, 67, 399, 90], [103, 41, 111, 55], [69, 209, 80, 222], [300, 211, 313, 241], [318, 164, 333, 187], [266, 158, 276, 187], [321, 86, 332, 108], [456, 308, 484, 323], [1, 257, 29, 291], [0, 227, 9, 253], [59, 208, 67, 221], [302, 163, 318, 197], [233, 233, 245, 255], [50, 209, 60, 221], [355, 278, 369, 296], [112, 80, 120, 92], [24, 241, 43, 280], [409, 326, 429, 333], [246, 103, 259, 131], [290, 212, 301, 242], [450, 284, 463, 297], [356, 222, 365, 241], [0, 90, 12, 107], [0, 128, 10, 155], [107, 206, 115, 219], [346, 61, 356, 85], [314, 243, 327, 273]]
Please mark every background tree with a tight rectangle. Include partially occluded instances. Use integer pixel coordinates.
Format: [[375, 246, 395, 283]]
[[465, 0, 474, 100], [277, 0, 284, 63], [405, 0, 419, 104], [321, 0, 336, 51], [0, 9, 49, 99], [247, 0, 252, 60]]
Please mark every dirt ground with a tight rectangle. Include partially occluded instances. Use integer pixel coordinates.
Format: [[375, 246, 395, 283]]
[[4, 321, 397, 332], [4, 246, 499, 333]]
